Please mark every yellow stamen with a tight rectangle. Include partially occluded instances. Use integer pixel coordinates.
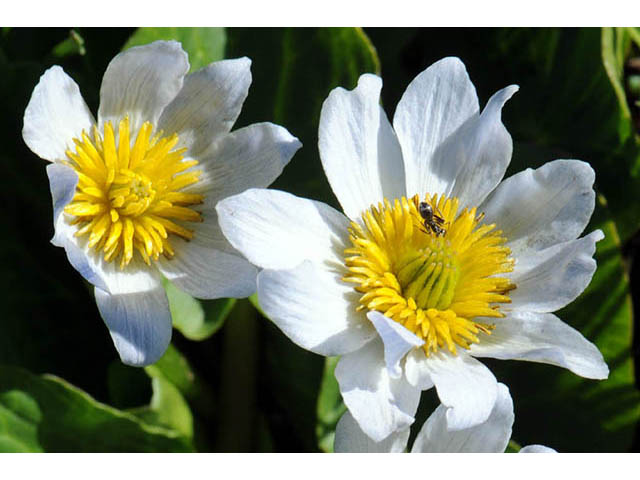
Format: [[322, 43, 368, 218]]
[[343, 194, 515, 356], [63, 117, 204, 268]]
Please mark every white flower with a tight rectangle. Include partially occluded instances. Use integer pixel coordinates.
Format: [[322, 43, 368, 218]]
[[23, 41, 301, 366], [334, 383, 556, 453], [216, 57, 608, 442]]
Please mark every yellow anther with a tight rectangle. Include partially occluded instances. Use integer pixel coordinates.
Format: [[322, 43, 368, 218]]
[[344, 194, 514, 356], [63, 117, 204, 269]]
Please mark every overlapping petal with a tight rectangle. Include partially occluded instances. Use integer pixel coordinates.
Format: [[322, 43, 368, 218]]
[[98, 40, 189, 134], [158, 239, 257, 299], [367, 311, 424, 379], [481, 159, 596, 256], [411, 383, 513, 453], [217, 189, 351, 270], [431, 85, 519, 209], [393, 57, 479, 199], [335, 338, 421, 442], [158, 121, 301, 300], [470, 311, 608, 379], [509, 230, 604, 313], [319, 74, 404, 220], [404, 349, 435, 390], [158, 57, 253, 156], [418, 351, 498, 430], [192, 122, 302, 204], [258, 260, 375, 356]]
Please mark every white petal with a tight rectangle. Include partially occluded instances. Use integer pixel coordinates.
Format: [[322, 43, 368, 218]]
[[319, 74, 404, 220], [98, 41, 189, 134], [158, 239, 257, 299], [158, 57, 253, 156], [334, 410, 410, 453], [509, 230, 604, 313], [422, 351, 498, 430], [217, 189, 351, 270], [98, 257, 162, 296], [411, 383, 513, 453], [95, 284, 172, 367], [335, 337, 421, 442], [393, 57, 479, 199], [367, 311, 424, 379], [435, 85, 519, 209], [48, 163, 79, 246], [23, 66, 95, 162], [481, 160, 596, 257], [190, 122, 301, 204], [258, 261, 375, 356], [469, 311, 608, 380], [404, 349, 435, 390], [520, 445, 557, 453], [47, 163, 108, 292]]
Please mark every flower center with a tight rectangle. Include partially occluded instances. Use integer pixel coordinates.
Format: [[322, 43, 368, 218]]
[[63, 117, 204, 268], [343, 194, 515, 355]]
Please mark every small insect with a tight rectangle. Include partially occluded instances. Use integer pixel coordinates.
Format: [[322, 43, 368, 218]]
[[419, 202, 447, 237]]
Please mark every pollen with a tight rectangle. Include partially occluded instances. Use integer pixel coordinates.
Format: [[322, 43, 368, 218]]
[[63, 117, 204, 269], [343, 194, 515, 356]]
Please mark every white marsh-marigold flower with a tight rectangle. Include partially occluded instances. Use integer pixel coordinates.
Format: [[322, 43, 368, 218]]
[[23, 41, 301, 366], [216, 57, 608, 442]]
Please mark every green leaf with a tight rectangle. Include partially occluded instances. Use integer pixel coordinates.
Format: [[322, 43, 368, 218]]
[[51, 29, 86, 57], [506, 440, 521, 453], [147, 344, 217, 421], [106, 344, 217, 450], [0, 366, 193, 452], [164, 278, 206, 338], [132, 374, 193, 439], [0, 389, 41, 452], [201, 298, 237, 338], [123, 27, 226, 71], [601, 28, 633, 142], [248, 292, 265, 317], [164, 278, 236, 341], [316, 356, 345, 453]]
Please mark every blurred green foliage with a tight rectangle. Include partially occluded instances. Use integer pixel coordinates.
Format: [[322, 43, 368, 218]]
[[0, 366, 193, 452], [0, 27, 639, 452]]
